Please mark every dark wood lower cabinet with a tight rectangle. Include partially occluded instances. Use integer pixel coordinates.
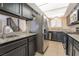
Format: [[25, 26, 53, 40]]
[[73, 46, 79, 56], [67, 36, 73, 56], [0, 35, 37, 56], [72, 40, 79, 56], [52, 32, 57, 41], [0, 39, 26, 56], [56, 32, 64, 42], [68, 41, 73, 56], [3, 45, 26, 56], [29, 40, 35, 56], [28, 36, 36, 56], [48, 31, 79, 56], [51, 32, 64, 42], [67, 35, 79, 56]]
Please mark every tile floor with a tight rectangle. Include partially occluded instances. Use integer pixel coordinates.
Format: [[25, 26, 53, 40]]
[[35, 41, 65, 56]]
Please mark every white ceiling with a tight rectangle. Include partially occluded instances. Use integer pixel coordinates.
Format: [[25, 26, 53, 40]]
[[35, 3, 69, 18]]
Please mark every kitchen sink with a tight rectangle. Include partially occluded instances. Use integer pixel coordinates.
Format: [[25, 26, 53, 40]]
[[0, 34, 19, 39], [6, 35, 19, 38]]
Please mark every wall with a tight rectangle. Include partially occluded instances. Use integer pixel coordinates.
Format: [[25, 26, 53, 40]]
[[26, 21, 31, 33], [48, 16, 64, 31], [0, 14, 38, 35], [0, 13, 32, 34], [62, 16, 76, 32], [48, 16, 76, 32], [19, 19, 32, 33], [19, 19, 27, 32], [19, 18, 42, 33], [0, 14, 9, 34]]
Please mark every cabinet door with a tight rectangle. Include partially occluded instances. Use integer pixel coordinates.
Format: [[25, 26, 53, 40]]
[[73, 40, 79, 56], [0, 39, 26, 55], [48, 32, 52, 40], [25, 45, 28, 56], [33, 36, 37, 52], [63, 33, 68, 55], [22, 4, 32, 19], [0, 3, 3, 8], [0, 3, 1, 7], [63, 33, 68, 49], [68, 37, 73, 56], [29, 40, 35, 56], [3, 3, 20, 15], [3, 45, 26, 56], [68, 41, 73, 56], [51, 32, 53, 40], [57, 32, 62, 42], [52, 32, 57, 41], [73, 46, 79, 56]]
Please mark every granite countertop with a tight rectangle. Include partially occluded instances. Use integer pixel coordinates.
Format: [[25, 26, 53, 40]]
[[48, 29, 76, 33], [0, 32, 37, 44], [63, 31, 79, 42], [48, 30, 79, 42], [48, 30, 63, 32], [67, 34, 79, 42]]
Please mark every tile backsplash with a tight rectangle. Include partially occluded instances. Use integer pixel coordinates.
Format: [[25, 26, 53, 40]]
[[0, 14, 9, 34], [19, 19, 32, 33], [0, 13, 33, 35]]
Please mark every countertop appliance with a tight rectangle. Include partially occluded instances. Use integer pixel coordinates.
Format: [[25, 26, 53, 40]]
[[70, 9, 79, 24]]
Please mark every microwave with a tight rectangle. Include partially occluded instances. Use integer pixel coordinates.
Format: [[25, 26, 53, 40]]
[[70, 9, 79, 24]]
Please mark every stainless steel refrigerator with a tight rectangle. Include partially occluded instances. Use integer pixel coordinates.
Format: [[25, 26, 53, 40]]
[[30, 15, 49, 53]]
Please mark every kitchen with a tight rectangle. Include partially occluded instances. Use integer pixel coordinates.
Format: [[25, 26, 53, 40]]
[[0, 3, 79, 56]]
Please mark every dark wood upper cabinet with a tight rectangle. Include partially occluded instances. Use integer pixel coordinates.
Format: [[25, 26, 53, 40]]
[[69, 9, 79, 26], [3, 3, 20, 15], [0, 3, 34, 20], [22, 4, 33, 19]]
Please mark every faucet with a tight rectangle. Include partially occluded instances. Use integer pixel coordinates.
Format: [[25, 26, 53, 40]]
[[2, 25, 7, 39]]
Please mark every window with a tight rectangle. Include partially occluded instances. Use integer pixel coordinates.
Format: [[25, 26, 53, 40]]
[[50, 17, 62, 27]]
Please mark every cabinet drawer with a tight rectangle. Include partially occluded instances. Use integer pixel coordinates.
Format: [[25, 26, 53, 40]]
[[74, 40, 79, 50], [73, 46, 79, 56], [29, 41, 35, 56], [3, 45, 26, 56], [0, 39, 26, 55], [28, 36, 34, 42]]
